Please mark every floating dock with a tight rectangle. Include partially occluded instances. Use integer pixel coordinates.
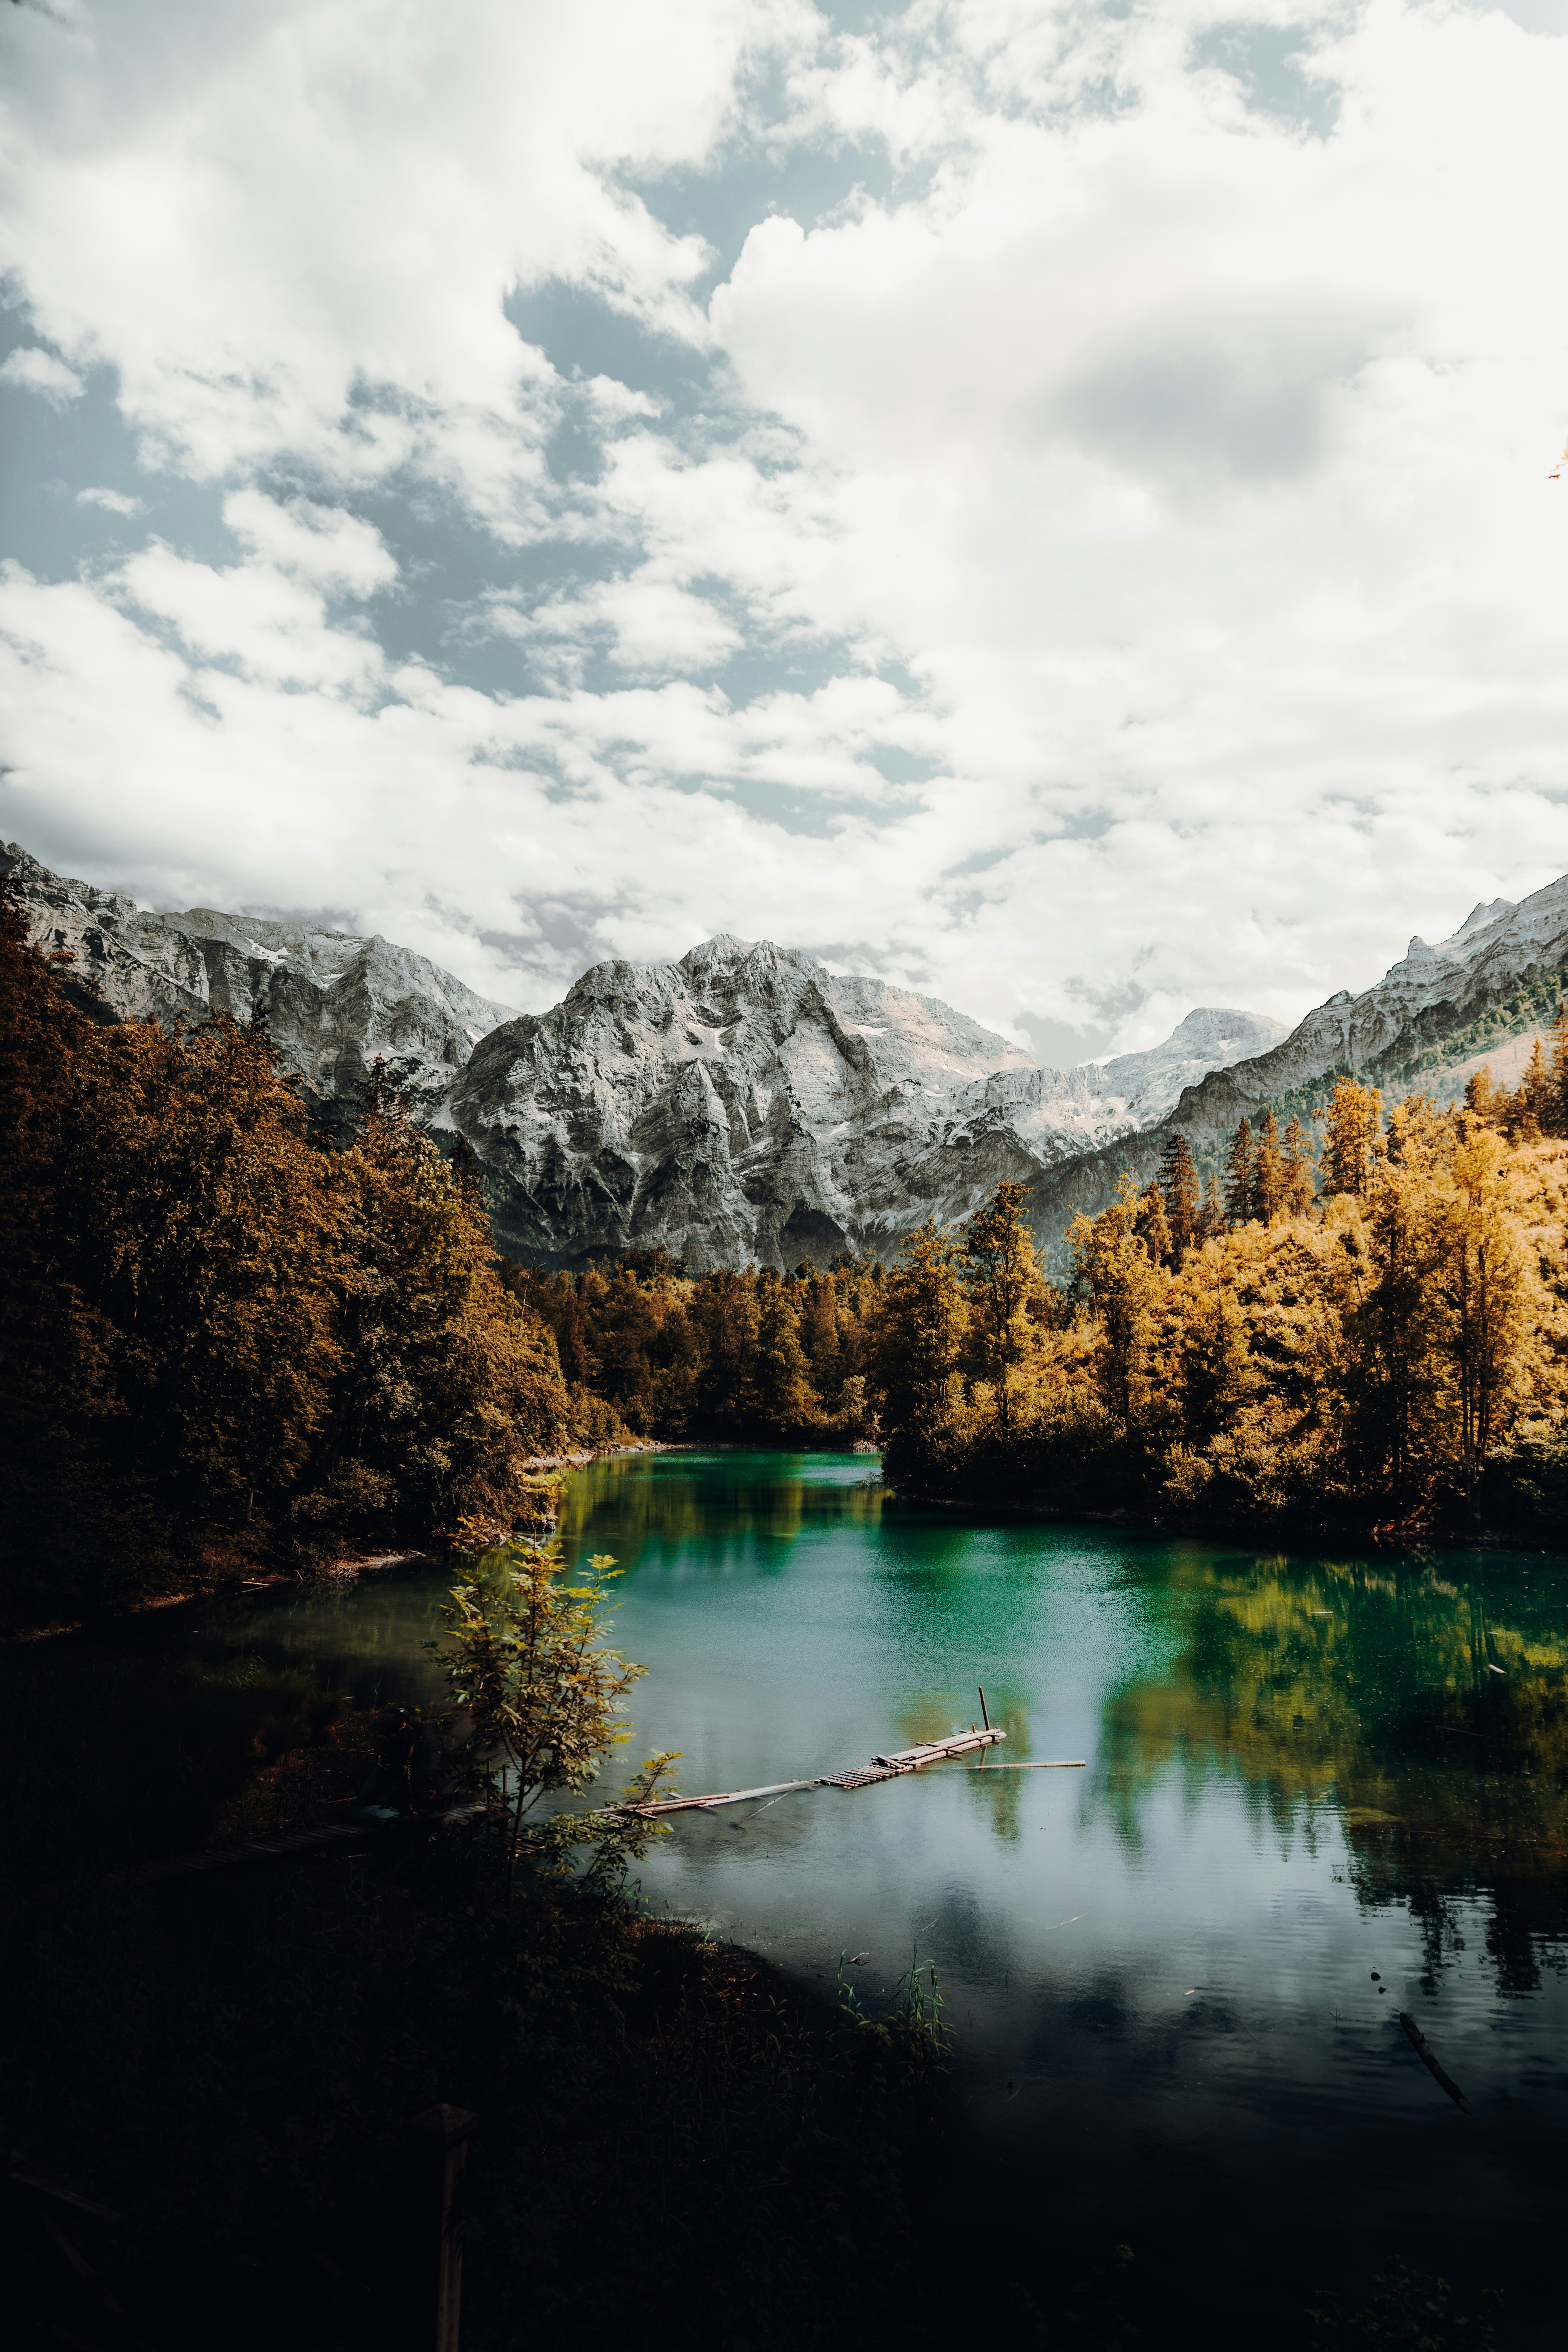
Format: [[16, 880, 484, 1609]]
[[622, 1724, 1084, 1817]]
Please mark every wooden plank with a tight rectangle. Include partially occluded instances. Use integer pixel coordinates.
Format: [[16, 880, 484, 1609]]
[[622, 1724, 1009, 1815], [634, 1776, 824, 1817]]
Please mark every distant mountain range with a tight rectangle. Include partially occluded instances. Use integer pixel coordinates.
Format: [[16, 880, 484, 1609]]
[[9, 838, 1565, 1270]]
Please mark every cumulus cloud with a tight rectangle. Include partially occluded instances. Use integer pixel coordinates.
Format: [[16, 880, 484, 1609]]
[[2, 0, 1568, 1052], [0, 344, 83, 401]]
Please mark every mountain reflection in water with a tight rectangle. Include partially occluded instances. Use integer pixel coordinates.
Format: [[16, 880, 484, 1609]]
[[185, 1450, 1568, 2323]]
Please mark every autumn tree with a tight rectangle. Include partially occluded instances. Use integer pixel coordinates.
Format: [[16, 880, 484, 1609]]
[[1463, 1065, 1500, 1128], [1070, 1174, 1164, 1429], [1516, 1038, 1551, 1142], [1551, 997, 1568, 1135], [873, 1222, 968, 1465], [1158, 1131, 1200, 1262], [1321, 1078, 1383, 1197], [750, 1274, 818, 1430], [1178, 1271, 1255, 1441], [1444, 1119, 1530, 1494], [960, 1181, 1040, 1427], [1223, 1119, 1257, 1226], [691, 1270, 762, 1434], [1196, 1171, 1228, 1242], [1282, 1116, 1315, 1217], [1253, 1111, 1288, 1224]]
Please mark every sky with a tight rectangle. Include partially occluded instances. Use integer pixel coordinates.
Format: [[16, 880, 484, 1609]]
[[2, 0, 1567, 1062]]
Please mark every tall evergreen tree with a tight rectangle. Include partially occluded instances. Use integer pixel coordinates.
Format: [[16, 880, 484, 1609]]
[[1321, 1078, 1383, 1196], [960, 1180, 1039, 1427], [750, 1277, 817, 1430], [1463, 1065, 1500, 1127], [1550, 996, 1568, 1137], [1136, 1182, 1173, 1269], [1069, 1173, 1162, 1428], [1253, 1111, 1288, 1224], [1158, 1131, 1200, 1261], [872, 1223, 968, 1467], [1197, 1171, 1227, 1242], [1223, 1119, 1257, 1226], [1282, 1115, 1315, 1217], [1517, 1037, 1552, 1140]]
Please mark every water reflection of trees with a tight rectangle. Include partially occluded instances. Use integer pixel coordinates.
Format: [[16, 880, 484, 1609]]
[[558, 1451, 886, 1569], [1095, 1545, 1568, 1994], [885, 1694, 1031, 1842]]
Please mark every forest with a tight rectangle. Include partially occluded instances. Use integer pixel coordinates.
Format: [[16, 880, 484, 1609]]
[[5, 875, 1566, 1632]]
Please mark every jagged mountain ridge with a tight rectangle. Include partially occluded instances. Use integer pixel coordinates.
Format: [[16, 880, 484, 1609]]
[[5, 840, 1284, 1270], [1026, 873, 1568, 1254], [2, 842, 519, 1119], [445, 937, 1283, 1268]]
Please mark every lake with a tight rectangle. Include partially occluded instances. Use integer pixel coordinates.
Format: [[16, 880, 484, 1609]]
[[179, 1449, 1568, 2326]]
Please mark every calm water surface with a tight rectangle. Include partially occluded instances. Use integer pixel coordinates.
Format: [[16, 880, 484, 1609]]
[[183, 1451, 1568, 2318]]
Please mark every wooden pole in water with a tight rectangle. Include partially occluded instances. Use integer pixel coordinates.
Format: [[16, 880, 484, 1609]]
[[978, 1684, 991, 1730]]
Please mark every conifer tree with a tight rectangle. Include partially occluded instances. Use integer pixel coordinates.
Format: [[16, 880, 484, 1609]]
[[1463, 1065, 1499, 1127], [1136, 1182, 1173, 1269], [1179, 1282, 1254, 1441], [1282, 1115, 1315, 1217], [1550, 996, 1568, 1137], [1253, 1111, 1288, 1224], [1518, 1037, 1551, 1141], [961, 1180, 1040, 1427], [1223, 1119, 1257, 1226], [871, 1223, 968, 1464], [1321, 1078, 1383, 1196], [1197, 1171, 1227, 1242], [1069, 1173, 1163, 1428], [750, 1278, 817, 1431], [1158, 1131, 1200, 1261]]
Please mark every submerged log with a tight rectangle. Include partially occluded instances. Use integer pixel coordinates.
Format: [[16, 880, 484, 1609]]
[[1400, 2011, 1469, 2110]]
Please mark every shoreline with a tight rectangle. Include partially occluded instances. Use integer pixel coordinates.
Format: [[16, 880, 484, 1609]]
[[5, 1438, 671, 1644], [884, 1477, 1567, 1557]]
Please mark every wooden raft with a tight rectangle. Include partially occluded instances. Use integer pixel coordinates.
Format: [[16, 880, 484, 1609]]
[[625, 1725, 1008, 1816]]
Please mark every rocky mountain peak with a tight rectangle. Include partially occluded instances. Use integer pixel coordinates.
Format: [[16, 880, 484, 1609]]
[[3, 841, 518, 1122]]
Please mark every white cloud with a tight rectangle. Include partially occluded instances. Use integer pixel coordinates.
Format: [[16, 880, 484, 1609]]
[[0, 344, 83, 401], [77, 485, 145, 514], [3, 0, 1568, 1057], [222, 491, 398, 596], [0, 0, 809, 510]]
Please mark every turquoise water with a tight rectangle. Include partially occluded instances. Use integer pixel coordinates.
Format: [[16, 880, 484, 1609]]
[[183, 1450, 1568, 2316]]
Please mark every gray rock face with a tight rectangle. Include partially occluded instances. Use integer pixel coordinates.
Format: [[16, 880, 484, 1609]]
[[1158, 879, 1568, 1136], [5, 839, 1288, 1270], [3, 842, 519, 1122], [1025, 874, 1568, 1251], [443, 934, 1283, 1269]]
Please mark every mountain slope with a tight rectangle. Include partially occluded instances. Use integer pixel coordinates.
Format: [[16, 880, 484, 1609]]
[[4, 841, 1284, 1271], [444, 937, 1282, 1269], [1026, 875, 1568, 1256], [2, 843, 519, 1122]]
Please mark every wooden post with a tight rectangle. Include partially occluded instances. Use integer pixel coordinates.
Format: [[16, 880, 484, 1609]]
[[407, 2104, 478, 2352], [978, 1684, 991, 1730]]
